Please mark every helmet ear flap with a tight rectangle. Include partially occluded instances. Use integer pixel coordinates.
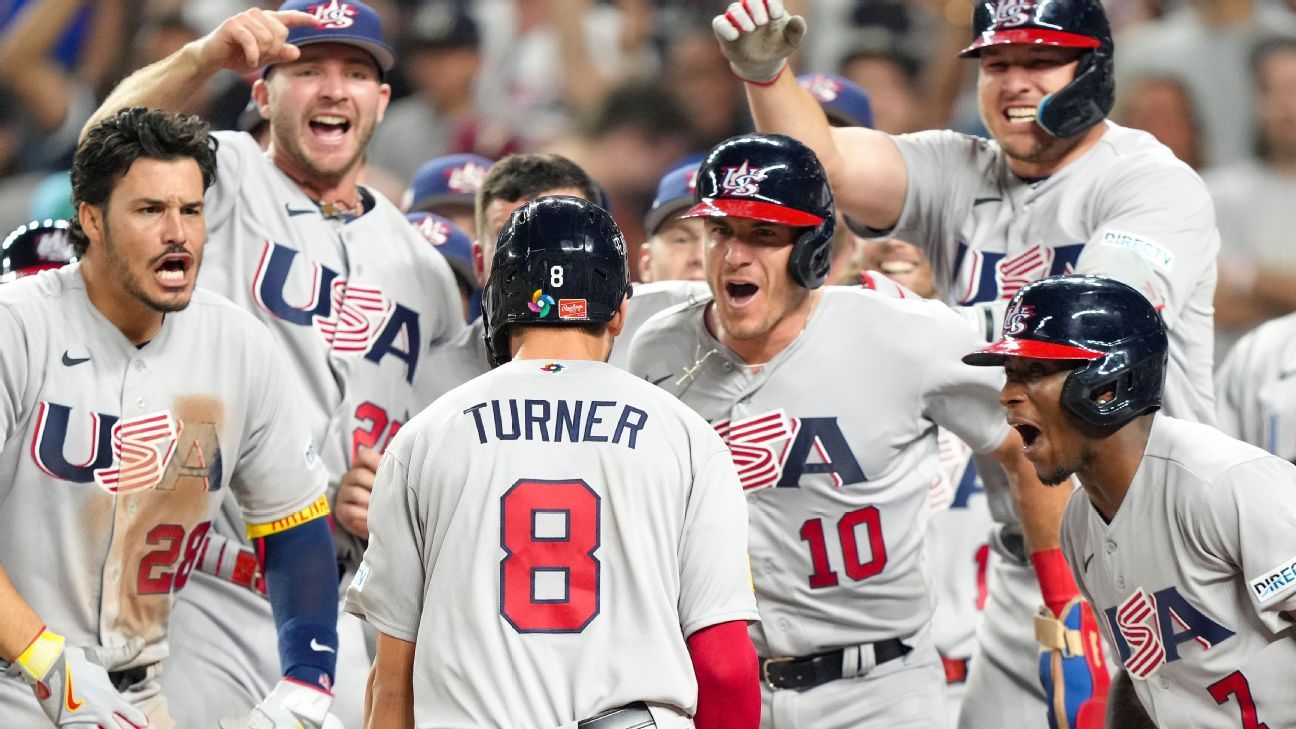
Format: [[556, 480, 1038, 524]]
[[1036, 46, 1115, 138], [788, 215, 835, 289]]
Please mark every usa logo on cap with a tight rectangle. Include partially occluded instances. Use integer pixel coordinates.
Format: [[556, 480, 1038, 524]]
[[1004, 302, 1035, 336], [719, 161, 771, 197], [446, 161, 489, 194], [307, 0, 357, 29], [991, 0, 1036, 27]]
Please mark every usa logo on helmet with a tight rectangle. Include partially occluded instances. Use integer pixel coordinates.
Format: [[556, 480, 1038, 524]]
[[447, 161, 489, 194], [1004, 302, 1035, 335], [308, 0, 357, 29], [720, 161, 772, 197], [991, 0, 1036, 28]]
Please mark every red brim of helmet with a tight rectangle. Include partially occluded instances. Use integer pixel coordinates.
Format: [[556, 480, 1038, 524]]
[[680, 198, 824, 227], [962, 336, 1104, 366], [959, 29, 1102, 57]]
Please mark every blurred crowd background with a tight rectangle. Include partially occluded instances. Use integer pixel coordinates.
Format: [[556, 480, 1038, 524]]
[[1, 0, 1294, 360]]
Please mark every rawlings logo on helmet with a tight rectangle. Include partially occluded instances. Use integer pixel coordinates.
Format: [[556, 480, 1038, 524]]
[[446, 161, 489, 194], [1004, 302, 1036, 336], [719, 161, 773, 197], [990, 0, 1036, 28], [307, 0, 357, 29]]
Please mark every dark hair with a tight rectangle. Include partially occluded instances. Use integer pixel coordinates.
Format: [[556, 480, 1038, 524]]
[[474, 154, 599, 237], [69, 107, 217, 256]]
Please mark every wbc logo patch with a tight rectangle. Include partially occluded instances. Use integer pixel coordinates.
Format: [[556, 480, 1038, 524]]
[[720, 161, 772, 197]]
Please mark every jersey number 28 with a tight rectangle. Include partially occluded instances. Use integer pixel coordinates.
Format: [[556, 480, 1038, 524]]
[[499, 479, 601, 633]]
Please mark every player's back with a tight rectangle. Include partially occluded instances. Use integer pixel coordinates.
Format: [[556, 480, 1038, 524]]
[[354, 358, 755, 728]]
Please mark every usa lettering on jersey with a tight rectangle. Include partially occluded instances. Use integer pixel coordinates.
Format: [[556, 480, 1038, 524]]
[[252, 241, 422, 381], [1102, 585, 1236, 680], [93, 412, 181, 494], [712, 409, 866, 492], [952, 242, 1083, 304]]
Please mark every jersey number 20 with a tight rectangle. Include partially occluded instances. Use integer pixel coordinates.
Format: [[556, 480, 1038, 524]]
[[499, 479, 600, 633]]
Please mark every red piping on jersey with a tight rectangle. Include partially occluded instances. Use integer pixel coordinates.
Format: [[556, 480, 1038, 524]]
[[680, 199, 824, 227]]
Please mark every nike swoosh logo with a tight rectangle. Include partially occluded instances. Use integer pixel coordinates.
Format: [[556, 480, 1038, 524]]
[[1083, 553, 1095, 572], [649, 374, 671, 386], [65, 668, 83, 712], [973, 197, 1002, 206], [61, 351, 90, 366], [310, 638, 336, 653], [285, 203, 316, 217]]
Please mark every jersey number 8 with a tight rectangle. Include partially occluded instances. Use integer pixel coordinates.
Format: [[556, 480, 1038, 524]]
[[499, 479, 600, 633]]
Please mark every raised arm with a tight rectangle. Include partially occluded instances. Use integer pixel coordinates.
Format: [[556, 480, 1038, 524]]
[[83, 8, 317, 138], [712, 0, 908, 229]]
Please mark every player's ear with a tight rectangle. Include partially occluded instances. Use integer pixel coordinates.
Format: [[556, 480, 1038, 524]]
[[607, 295, 629, 337], [472, 239, 485, 285], [638, 245, 653, 283], [376, 82, 391, 124], [77, 202, 104, 248], [251, 79, 271, 118]]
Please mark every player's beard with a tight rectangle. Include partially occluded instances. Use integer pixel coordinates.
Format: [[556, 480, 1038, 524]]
[[275, 112, 376, 186], [1035, 441, 1096, 487], [997, 124, 1087, 171], [102, 229, 198, 314]]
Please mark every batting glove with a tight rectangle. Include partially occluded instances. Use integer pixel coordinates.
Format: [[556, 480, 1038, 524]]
[[1035, 597, 1111, 729], [712, 0, 806, 84], [219, 679, 343, 729], [6, 628, 148, 728]]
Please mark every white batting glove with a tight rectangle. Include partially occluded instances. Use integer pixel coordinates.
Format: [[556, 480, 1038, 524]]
[[6, 629, 149, 728], [219, 679, 343, 729], [712, 0, 807, 84]]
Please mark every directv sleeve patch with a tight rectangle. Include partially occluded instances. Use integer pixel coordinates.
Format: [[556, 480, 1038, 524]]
[[1249, 553, 1296, 604], [1099, 229, 1175, 271], [246, 493, 331, 539]]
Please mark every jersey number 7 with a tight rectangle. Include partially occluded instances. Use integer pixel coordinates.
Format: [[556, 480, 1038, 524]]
[[499, 479, 601, 633]]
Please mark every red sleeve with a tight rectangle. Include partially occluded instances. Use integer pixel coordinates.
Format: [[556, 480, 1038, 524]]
[[686, 620, 760, 729]]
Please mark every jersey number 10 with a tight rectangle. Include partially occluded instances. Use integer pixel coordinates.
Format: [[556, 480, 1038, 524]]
[[799, 506, 887, 589], [499, 479, 601, 633]]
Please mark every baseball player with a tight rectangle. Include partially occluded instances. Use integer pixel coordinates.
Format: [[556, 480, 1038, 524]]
[[408, 211, 478, 321], [83, 3, 465, 725], [715, 2, 1221, 726], [1, 219, 77, 281], [626, 132, 1043, 729], [0, 107, 340, 728], [640, 161, 706, 285], [965, 274, 1296, 729], [347, 195, 761, 728], [1215, 311, 1296, 463], [402, 152, 494, 239]]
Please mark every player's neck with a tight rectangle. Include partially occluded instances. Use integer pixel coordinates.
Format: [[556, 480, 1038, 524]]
[[1075, 415, 1155, 522], [79, 259, 164, 345], [270, 145, 363, 209], [512, 329, 613, 363], [1006, 122, 1107, 179], [711, 288, 822, 366]]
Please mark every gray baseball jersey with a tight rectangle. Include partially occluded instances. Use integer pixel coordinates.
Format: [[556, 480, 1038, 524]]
[[160, 129, 463, 728], [627, 286, 1011, 656], [887, 122, 1218, 432], [0, 266, 327, 672], [1216, 311, 1296, 463], [1060, 414, 1296, 728], [607, 280, 710, 369], [346, 359, 757, 727]]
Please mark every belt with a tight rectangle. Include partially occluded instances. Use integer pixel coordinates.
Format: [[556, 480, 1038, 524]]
[[577, 702, 655, 729], [941, 654, 969, 684], [108, 665, 150, 693], [195, 532, 266, 595], [759, 638, 912, 691]]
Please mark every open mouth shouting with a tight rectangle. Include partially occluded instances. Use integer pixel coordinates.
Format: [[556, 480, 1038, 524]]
[[723, 280, 760, 308], [309, 114, 352, 144], [151, 251, 193, 290], [1011, 418, 1043, 457], [1005, 105, 1039, 125]]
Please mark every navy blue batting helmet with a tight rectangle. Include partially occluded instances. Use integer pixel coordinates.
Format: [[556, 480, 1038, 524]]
[[482, 196, 630, 368], [963, 275, 1167, 429], [682, 133, 835, 289], [960, 0, 1114, 138]]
